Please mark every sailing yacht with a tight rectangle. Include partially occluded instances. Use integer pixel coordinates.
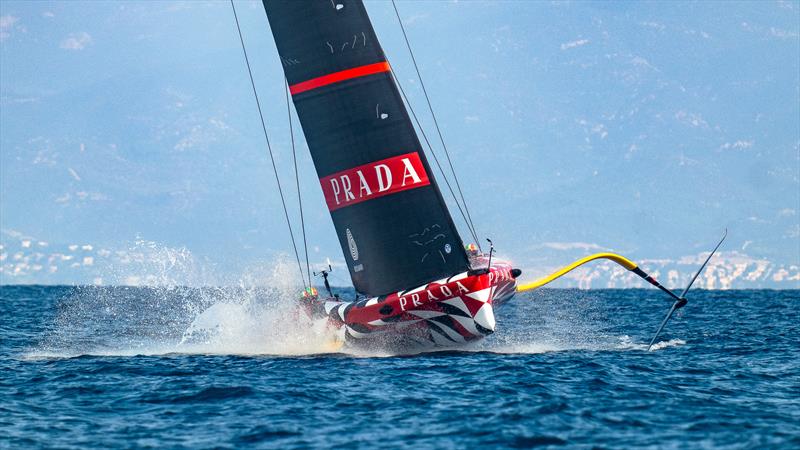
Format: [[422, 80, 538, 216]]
[[237, 1, 724, 351], [260, 0, 519, 350]]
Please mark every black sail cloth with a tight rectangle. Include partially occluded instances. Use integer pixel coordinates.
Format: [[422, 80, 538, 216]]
[[262, 0, 469, 297]]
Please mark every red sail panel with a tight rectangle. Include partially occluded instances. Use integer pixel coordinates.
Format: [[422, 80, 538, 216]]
[[289, 61, 391, 95]]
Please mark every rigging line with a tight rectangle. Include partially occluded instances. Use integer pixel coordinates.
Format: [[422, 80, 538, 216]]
[[390, 70, 480, 247], [285, 81, 312, 288], [391, 69, 479, 246], [230, 0, 306, 288], [391, 0, 481, 250]]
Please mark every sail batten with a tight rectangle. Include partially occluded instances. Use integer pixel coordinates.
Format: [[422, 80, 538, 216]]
[[263, 0, 469, 296]]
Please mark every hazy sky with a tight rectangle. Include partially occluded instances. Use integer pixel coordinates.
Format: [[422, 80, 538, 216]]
[[1, 1, 798, 287]]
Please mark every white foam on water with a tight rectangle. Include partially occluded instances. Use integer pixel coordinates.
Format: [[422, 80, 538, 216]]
[[478, 342, 569, 355], [477, 335, 639, 355], [647, 338, 686, 351], [613, 334, 686, 352], [472, 335, 686, 356]]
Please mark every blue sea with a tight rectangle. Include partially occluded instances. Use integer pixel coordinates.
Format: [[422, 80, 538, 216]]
[[1, 286, 798, 448]]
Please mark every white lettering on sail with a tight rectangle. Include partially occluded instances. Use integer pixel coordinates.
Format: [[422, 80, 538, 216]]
[[330, 178, 341, 205], [356, 170, 372, 197], [320, 152, 430, 211], [401, 158, 422, 186], [340, 175, 355, 201], [375, 164, 392, 192]]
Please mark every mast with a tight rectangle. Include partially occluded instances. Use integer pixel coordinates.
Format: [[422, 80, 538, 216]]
[[262, 0, 470, 296]]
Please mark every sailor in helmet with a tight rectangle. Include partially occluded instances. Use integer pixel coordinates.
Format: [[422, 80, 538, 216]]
[[301, 286, 319, 300]]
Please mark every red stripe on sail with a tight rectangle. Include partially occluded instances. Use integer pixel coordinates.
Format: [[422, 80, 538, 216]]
[[289, 61, 391, 95], [319, 152, 430, 211]]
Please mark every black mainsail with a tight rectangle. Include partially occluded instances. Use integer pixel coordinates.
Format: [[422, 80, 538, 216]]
[[262, 0, 469, 296]]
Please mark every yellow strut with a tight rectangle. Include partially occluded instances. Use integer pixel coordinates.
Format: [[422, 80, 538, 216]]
[[516, 252, 638, 292]]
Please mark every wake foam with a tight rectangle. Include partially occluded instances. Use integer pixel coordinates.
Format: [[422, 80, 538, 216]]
[[647, 339, 686, 351], [613, 335, 686, 352]]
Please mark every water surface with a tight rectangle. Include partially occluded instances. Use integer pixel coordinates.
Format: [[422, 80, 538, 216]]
[[1, 286, 798, 448]]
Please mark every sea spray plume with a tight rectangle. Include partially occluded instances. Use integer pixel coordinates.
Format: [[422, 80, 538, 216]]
[[26, 240, 202, 357], [28, 242, 344, 358], [30, 285, 204, 358], [108, 238, 212, 287], [30, 240, 212, 358], [178, 256, 344, 355]]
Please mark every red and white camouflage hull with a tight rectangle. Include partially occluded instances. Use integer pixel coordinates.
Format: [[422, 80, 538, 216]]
[[304, 259, 518, 351]]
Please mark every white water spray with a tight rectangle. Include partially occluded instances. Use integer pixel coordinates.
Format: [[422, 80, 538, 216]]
[[27, 241, 345, 359]]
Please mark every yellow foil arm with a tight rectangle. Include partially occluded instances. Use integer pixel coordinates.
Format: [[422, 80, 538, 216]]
[[516, 253, 638, 292]]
